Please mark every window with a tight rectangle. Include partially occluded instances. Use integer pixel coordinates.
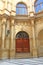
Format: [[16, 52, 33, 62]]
[[16, 3, 28, 15], [16, 31, 30, 53], [35, 0, 43, 13]]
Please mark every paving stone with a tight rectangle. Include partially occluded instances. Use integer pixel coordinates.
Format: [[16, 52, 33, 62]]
[[0, 57, 43, 65]]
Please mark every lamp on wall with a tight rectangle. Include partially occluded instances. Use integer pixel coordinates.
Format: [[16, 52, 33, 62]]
[[6, 30, 10, 37]]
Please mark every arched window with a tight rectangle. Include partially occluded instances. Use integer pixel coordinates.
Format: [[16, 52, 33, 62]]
[[35, 0, 43, 13], [16, 3, 28, 15], [16, 31, 30, 53]]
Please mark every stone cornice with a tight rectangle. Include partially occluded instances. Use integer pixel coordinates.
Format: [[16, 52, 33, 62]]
[[34, 11, 43, 18], [0, 11, 43, 21]]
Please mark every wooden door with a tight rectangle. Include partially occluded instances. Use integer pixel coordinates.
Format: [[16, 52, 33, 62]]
[[16, 38, 30, 53], [16, 31, 30, 53]]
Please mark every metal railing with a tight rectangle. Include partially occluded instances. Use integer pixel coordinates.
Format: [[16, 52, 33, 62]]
[[35, 2, 43, 13]]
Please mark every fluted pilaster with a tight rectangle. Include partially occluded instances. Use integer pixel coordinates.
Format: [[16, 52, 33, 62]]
[[2, 18, 6, 49], [31, 19, 38, 57], [10, 18, 15, 58]]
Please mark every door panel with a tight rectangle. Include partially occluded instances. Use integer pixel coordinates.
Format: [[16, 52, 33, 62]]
[[23, 39, 30, 52], [16, 38, 23, 52]]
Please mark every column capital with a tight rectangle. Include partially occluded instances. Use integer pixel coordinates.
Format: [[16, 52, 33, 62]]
[[31, 19, 35, 27], [11, 19, 15, 26], [2, 18, 6, 25], [29, 11, 34, 16]]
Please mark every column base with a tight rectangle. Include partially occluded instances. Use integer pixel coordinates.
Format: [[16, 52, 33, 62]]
[[0, 49, 2, 59], [10, 49, 15, 59], [32, 48, 38, 58], [1, 49, 10, 59]]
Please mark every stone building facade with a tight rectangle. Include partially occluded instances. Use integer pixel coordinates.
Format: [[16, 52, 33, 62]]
[[0, 0, 43, 59]]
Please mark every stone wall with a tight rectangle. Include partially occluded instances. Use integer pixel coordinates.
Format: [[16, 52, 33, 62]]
[[0, 0, 43, 59]]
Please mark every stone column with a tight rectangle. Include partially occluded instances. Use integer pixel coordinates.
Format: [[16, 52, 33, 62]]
[[11, 0, 16, 16], [29, 0, 34, 16], [0, 19, 2, 59], [10, 18, 15, 58], [5, 20, 10, 49], [1, 18, 7, 59], [0, 19, 2, 48], [31, 19, 38, 57], [4, 0, 7, 9], [2, 18, 6, 49]]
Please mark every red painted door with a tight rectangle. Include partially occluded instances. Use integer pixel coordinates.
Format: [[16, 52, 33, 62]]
[[16, 38, 30, 53]]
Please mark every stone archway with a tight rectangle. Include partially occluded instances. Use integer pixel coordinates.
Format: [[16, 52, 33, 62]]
[[16, 31, 30, 53], [38, 30, 43, 57]]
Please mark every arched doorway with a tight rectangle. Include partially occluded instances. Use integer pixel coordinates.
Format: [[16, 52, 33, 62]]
[[38, 30, 43, 57], [16, 31, 30, 53]]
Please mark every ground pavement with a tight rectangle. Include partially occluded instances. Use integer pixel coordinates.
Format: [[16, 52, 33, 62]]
[[0, 57, 43, 65]]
